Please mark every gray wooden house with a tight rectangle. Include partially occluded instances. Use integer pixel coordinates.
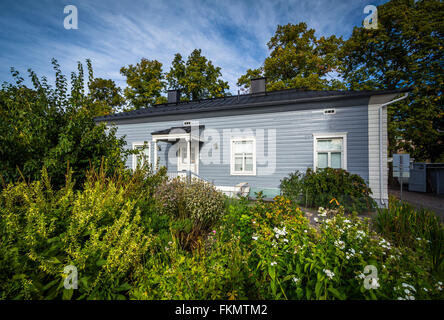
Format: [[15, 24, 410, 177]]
[[95, 78, 409, 207]]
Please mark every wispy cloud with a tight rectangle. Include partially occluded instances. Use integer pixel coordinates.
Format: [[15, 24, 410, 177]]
[[0, 0, 388, 93]]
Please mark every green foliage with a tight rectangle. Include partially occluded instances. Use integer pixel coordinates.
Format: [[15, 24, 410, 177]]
[[237, 22, 345, 91], [88, 77, 125, 115], [246, 198, 443, 300], [154, 178, 225, 249], [374, 196, 444, 272], [281, 168, 376, 213], [166, 49, 230, 101], [120, 58, 166, 109], [340, 0, 444, 161], [0, 59, 129, 188], [0, 166, 166, 300]]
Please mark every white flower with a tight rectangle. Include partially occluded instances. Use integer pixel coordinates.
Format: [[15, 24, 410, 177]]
[[314, 217, 319, 223], [283, 238, 289, 243], [371, 278, 380, 289], [252, 236, 258, 241], [323, 269, 335, 279], [292, 277, 300, 284], [273, 227, 287, 238], [356, 273, 365, 280], [270, 261, 277, 266], [334, 240, 345, 250], [423, 288, 428, 292]]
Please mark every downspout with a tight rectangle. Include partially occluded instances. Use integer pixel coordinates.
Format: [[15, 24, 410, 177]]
[[377, 92, 409, 206]]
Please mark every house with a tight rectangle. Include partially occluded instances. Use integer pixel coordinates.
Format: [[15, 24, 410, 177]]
[[94, 78, 409, 207]]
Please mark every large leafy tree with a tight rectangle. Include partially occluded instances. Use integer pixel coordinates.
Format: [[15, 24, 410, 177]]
[[0, 59, 128, 187], [341, 0, 443, 161], [238, 23, 345, 91], [88, 77, 125, 115], [120, 58, 166, 109], [166, 49, 230, 101]]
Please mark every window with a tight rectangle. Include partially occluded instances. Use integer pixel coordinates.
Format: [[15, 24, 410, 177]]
[[132, 142, 150, 170], [313, 133, 347, 170], [230, 138, 256, 175]]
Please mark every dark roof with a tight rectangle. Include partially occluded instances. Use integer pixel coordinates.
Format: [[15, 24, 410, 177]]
[[151, 125, 205, 135], [94, 87, 410, 122]]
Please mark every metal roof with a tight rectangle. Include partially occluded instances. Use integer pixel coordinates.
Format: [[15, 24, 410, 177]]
[[94, 87, 410, 122]]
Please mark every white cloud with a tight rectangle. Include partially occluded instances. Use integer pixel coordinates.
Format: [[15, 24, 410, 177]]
[[0, 0, 388, 93]]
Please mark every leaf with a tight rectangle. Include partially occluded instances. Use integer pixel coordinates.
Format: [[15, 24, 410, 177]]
[[62, 289, 74, 300], [328, 287, 345, 300], [315, 281, 323, 298], [115, 282, 132, 292], [96, 259, 107, 267]]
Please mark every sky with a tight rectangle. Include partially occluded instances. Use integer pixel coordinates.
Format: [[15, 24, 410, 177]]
[[0, 0, 389, 94]]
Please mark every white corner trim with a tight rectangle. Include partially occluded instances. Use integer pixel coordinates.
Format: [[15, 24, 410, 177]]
[[312, 132, 348, 171], [230, 136, 257, 176]]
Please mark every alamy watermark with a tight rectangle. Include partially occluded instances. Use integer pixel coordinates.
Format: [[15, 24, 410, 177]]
[[363, 5, 378, 30], [63, 5, 78, 30], [63, 264, 78, 289]]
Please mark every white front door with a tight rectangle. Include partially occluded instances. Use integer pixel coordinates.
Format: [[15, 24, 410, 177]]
[[177, 141, 198, 174]]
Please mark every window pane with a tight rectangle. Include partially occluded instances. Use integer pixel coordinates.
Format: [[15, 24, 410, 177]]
[[191, 146, 196, 164], [135, 146, 149, 167], [331, 152, 341, 169], [317, 153, 328, 168], [234, 157, 243, 171], [233, 140, 253, 153], [181, 146, 187, 164], [317, 138, 342, 152], [245, 156, 253, 172]]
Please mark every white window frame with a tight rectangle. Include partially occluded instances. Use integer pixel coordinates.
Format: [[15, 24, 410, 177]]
[[230, 137, 256, 176], [132, 142, 150, 170], [313, 133, 347, 171]]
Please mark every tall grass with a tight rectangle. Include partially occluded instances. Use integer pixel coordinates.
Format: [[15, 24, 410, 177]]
[[374, 195, 444, 272]]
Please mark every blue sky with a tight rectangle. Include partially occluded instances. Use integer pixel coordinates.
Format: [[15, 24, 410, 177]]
[[0, 0, 388, 93]]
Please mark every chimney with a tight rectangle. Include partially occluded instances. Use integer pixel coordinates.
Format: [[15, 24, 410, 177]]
[[167, 89, 180, 103], [250, 77, 266, 95]]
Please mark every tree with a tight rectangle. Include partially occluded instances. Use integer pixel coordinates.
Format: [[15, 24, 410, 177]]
[[341, 0, 443, 162], [238, 23, 345, 91], [120, 59, 166, 109], [0, 59, 129, 188], [166, 49, 230, 101], [88, 78, 125, 115]]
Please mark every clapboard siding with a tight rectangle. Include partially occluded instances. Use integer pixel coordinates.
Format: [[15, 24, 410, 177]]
[[112, 101, 369, 191]]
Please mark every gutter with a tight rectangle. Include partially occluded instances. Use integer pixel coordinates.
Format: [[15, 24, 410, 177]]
[[377, 92, 409, 206]]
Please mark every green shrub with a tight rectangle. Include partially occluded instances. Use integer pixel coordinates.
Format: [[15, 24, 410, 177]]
[[0, 166, 162, 300], [280, 168, 375, 213], [374, 196, 444, 272], [154, 178, 225, 249], [248, 199, 443, 300]]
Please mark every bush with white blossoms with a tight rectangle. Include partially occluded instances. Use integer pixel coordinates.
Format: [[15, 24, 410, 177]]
[[243, 199, 444, 300]]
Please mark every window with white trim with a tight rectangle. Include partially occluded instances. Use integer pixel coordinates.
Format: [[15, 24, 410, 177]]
[[230, 138, 256, 175], [132, 142, 150, 170], [313, 133, 347, 170]]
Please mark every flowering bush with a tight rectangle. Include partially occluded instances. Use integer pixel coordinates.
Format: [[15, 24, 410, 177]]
[[154, 178, 225, 249], [374, 195, 444, 272], [280, 168, 376, 213], [245, 198, 443, 300]]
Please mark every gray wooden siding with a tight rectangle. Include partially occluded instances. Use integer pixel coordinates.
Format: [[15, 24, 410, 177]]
[[112, 101, 369, 192]]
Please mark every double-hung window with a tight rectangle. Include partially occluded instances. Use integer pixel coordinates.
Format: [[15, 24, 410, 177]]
[[230, 138, 256, 175], [313, 133, 347, 170], [132, 142, 150, 170]]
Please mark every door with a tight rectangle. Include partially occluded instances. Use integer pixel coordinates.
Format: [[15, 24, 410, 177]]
[[177, 141, 198, 175]]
